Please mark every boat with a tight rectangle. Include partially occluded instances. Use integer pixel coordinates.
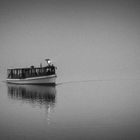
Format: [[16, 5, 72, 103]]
[[6, 59, 57, 85]]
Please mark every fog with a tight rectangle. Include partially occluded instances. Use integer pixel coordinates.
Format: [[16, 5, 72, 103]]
[[0, 0, 140, 82]]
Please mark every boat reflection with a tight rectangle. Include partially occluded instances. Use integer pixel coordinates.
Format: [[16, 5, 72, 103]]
[[7, 84, 56, 110]]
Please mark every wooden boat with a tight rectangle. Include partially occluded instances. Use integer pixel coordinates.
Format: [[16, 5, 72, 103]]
[[6, 59, 57, 85]]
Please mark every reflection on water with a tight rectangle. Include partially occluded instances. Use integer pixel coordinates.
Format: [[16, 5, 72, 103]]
[[7, 84, 56, 117], [8, 84, 56, 103]]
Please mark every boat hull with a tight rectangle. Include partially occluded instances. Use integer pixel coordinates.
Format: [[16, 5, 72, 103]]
[[6, 75, 57, 85]]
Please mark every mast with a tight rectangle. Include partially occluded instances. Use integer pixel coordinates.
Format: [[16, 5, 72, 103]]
[[45, 59, 51, 65]]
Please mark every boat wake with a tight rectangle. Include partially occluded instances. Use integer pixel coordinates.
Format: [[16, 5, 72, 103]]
[[56, 78, 140, 86]]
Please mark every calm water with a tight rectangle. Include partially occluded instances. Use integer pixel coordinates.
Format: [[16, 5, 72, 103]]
[[0, 80, 140, 140]]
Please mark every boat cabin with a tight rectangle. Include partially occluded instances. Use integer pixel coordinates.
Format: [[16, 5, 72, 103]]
[[7, 64, 56, 79]]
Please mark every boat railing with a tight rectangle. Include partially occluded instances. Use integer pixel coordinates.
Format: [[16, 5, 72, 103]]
[[7, 65, 56, 79]]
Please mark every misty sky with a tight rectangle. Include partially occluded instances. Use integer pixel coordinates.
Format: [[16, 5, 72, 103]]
[[0, 0, 140, 82]]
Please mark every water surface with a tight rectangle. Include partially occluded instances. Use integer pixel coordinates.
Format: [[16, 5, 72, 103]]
[[0, 80, 140, 140]]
